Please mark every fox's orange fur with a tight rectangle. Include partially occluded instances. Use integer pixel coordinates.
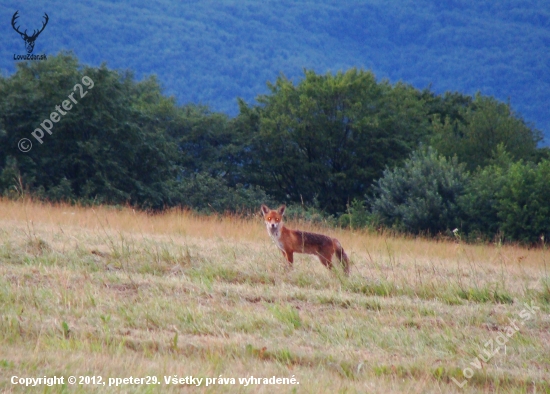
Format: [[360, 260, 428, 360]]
[[261, 204, 350, 275]]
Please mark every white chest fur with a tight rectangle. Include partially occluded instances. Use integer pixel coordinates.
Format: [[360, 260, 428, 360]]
[[267, 227, 285, 251]]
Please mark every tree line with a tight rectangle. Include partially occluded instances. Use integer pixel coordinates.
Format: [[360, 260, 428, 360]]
[[0, 53, 548, 244]]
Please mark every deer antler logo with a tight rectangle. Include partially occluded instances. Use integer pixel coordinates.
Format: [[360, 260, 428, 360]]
[[11, 11, 49, 54]]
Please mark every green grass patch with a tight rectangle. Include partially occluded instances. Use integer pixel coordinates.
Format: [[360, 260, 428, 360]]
[[457, 284, 514, 304]]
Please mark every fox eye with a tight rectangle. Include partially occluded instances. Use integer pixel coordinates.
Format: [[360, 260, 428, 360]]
[[275, 218, 279, 222], [267, 217, 271, 221]]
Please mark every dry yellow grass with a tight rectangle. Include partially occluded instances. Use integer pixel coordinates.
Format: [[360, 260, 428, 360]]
[[0, 198, 549, 393]]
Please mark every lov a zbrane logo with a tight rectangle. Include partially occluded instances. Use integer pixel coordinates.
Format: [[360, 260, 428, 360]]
[[12, 10, 49, 60]]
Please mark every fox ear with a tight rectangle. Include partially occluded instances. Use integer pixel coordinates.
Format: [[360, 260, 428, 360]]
[[260, 204, 269, 216], [278, 205, 286, 216]]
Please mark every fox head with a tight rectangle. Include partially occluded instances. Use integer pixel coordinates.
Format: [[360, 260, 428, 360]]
[[261, 204, 285, 236]]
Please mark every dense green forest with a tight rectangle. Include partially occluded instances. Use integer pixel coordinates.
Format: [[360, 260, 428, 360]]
[[1, 54, 549, 244], [1, 0, 549, 140]]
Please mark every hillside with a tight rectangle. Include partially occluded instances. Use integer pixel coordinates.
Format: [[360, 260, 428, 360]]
[[0, 199, 549, 392], [1, 0, 549, 141]]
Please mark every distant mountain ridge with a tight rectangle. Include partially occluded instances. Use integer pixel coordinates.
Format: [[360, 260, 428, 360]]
[[1, 0, 548, 142]]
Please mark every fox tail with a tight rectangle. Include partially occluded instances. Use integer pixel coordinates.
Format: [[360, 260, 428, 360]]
[[335, 241, 350, 275]]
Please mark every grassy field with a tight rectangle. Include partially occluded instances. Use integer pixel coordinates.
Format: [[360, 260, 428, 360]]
[[0, 199, 549, 393]]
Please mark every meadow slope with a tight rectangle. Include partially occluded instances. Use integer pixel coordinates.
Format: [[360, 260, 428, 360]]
[[0, 199, 549, 393]]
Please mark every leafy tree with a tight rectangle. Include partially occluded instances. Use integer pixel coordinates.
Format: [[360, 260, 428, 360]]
[[0, 52, 181, 209], [430, 93, 542, 172], [458, 147, 550, 244], [457, 145, 512, 240], [168, 172, 272, 213], [174, 104, 243, 183], [0, 52, 274, 213], [496, 159, 550, 244], [369, 147, 468, 235], [338, 199, 371, 229], [421, 90, 473, 126], [235, 68, 430, 213], [0, 156, 24, 198]]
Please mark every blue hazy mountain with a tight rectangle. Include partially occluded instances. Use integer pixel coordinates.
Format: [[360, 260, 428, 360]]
[[1, 0, 548, 142]]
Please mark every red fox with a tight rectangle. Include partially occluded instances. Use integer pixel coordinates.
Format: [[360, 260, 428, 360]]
[[261, 204, 350, 275]]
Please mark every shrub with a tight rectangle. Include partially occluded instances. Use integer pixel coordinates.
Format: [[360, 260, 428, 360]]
[[496, 159, 550, 244], [172, 172, 273, 214], [457, 147, 511, 241], [369, 147, 468, 235], [338, 199, 371, 229]]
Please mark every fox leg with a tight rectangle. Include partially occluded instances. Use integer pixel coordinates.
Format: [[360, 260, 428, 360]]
[[317, 251, 333, 270], [281, 250, 294, 265]]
